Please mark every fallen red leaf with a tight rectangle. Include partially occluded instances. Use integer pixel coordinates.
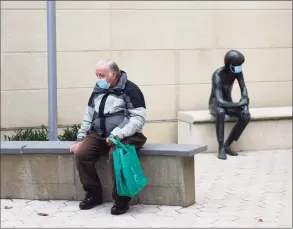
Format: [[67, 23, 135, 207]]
[[258, 218, 263, 222]]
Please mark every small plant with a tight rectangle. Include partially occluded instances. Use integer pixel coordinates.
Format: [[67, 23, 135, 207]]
[[4, 124, 81, 141], [4, 125, 49, 141], [58, 125, 80, 141]]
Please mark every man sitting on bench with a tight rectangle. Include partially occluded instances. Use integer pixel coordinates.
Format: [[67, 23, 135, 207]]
[[70, 60, 147, 215]]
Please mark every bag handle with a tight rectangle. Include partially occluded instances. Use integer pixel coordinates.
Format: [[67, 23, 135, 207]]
[[108, 136, 128, 152]]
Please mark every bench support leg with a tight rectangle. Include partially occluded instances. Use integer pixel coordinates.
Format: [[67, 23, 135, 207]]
[[136, 156, 195, 207]]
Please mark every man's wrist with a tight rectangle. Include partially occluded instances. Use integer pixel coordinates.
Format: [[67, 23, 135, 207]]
[[76, 137, 84, 142], [109, 133, 120, 140]]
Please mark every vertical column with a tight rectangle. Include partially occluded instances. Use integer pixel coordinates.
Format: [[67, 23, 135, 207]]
[[46, 0, 58, 140]]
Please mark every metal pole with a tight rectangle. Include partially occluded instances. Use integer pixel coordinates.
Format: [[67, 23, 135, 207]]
[[46, 0, 58, 140]]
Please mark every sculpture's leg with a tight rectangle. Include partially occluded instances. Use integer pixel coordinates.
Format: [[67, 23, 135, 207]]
[[210, 106, 227, 160], [224, 110, 251, 156]]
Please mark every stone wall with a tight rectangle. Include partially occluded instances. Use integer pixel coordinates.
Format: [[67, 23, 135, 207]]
[[1, 1, 292, 143]]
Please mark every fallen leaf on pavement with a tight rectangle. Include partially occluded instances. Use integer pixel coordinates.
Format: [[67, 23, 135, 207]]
[[258, 218, 263, 222], [37, 213, 49, 216], [4, 206, 13, 209]]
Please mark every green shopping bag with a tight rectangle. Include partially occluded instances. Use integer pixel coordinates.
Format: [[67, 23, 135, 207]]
[[109, 136, 148, 197]]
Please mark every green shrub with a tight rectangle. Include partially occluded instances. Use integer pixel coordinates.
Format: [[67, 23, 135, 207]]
[[4, 125, 49, 141], [3, 124, 81, 141], [58, 125, 81, 141]]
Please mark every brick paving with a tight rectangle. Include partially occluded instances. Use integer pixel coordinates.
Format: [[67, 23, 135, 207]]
[[1, 149, 292, 228]]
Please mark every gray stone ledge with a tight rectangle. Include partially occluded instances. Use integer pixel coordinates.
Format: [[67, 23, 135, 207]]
[[178, 106, 293, 124], [0, 141, 207, 157]]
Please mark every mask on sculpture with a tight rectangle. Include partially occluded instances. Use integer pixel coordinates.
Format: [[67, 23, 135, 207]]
[[230, 65, 242, 74]]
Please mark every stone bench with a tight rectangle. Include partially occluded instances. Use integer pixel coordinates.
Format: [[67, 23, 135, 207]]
[[0, 141, 207, 207], [178, 106, 292, 153]]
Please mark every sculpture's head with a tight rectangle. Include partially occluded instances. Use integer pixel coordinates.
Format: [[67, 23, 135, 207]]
[[224, 50, 245, 74]]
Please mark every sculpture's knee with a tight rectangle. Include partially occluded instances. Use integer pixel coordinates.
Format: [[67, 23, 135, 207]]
[[216, 108, 226, 119], [240, 112, 251, 123], [247, 112, 251, 122]]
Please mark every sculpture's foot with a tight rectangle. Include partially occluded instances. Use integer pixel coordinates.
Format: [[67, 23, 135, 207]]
[[224, 145, 238, 156], [217, 148, 227, 160]]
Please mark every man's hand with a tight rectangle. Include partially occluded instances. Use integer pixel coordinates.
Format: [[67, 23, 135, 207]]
[[106, 136, 114, 146], [70, 141, 83, 153]]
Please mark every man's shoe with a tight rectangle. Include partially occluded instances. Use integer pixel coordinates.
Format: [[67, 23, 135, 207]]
[[79, 193, 103, 210], [110, 196, 130, 215], [110, 205, 129, 215]]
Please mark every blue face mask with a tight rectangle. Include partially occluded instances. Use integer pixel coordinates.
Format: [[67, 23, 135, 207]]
[[97, 78, 110, 89], [230, 65, 242, 73]]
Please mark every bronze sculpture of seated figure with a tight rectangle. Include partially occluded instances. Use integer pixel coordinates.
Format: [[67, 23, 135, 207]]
[[209, 50, 251, 160]]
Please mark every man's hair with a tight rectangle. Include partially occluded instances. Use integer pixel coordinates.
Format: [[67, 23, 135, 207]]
[[96, 59, 121, 77]]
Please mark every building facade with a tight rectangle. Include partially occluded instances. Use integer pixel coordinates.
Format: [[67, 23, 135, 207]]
[[1, 1, 292, 143]]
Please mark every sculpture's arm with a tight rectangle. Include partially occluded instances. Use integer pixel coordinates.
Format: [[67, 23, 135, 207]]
[[237, 73, 249, 100], [237, 73, 250, 110], [214, 74, 245, 108]]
